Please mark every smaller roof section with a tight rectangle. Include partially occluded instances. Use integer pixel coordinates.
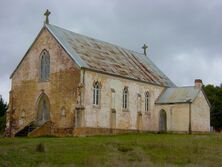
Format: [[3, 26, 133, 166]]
[[156, 86, 201, 104]]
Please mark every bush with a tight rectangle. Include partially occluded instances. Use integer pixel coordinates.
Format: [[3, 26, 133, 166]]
[[0, 114, 6, 134], [36, 143, 45, 152], [117, 145, 133, 152], [0, 96, 7, 134], [0, 97, 8, 117]]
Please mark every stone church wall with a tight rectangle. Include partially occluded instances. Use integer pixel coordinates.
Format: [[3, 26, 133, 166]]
[[82, 70, 165, 131], [9, 28, 80, 134], [155, 90, 210, 133], [7, 25, 210, 136], [191, 91, 210, 132], [155, 104, 190, 132]]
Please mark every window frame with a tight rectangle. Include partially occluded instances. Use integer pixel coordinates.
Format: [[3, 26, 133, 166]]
[[40, 50, 50, 81], [145, 91, 149, 112], [93, 81, 101, 106], [137, 94, 142, 112], [122, 87, 129, 110]]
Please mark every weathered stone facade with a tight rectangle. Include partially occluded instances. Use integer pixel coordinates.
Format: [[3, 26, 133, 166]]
[[191, 91, 210, 132], [76, 70, 210, 134], [7, 28, 80, 136], [155, 89, 210, 133], [5, 23, 211, 137], [82, 70, 164, 131]]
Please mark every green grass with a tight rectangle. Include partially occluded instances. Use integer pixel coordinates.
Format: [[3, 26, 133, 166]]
[[1, 133, 222, 167]]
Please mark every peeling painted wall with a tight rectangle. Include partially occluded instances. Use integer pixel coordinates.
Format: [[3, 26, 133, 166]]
[[81, 68, 210, 132], [9, 27, 80, 133], [82, 70, 165, 131], [191, 91, 210, 131], [155, 90, 210, 132], [155, 104, 190, 132]]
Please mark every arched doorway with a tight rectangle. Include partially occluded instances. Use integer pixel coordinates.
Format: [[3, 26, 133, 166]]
[[36, 93, 50, 126], [159, 109, 167, 132]]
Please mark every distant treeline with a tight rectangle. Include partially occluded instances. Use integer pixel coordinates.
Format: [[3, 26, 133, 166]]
[[203, 84, 222, 129], [0, 96, 8, 134]]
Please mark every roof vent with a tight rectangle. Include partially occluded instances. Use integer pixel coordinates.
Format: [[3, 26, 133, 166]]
[[195, 79, 203, 89]]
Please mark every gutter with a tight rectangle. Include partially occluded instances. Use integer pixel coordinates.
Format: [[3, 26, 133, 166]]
[[155, 101, 191, 105], [82, 67, 171, 88]]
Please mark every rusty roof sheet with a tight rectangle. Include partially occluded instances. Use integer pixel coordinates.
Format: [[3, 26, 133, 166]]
[[156, 87, 201, 104], [46, 24, 175, 87]]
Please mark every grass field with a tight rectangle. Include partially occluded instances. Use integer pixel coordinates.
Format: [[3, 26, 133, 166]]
[[1, 133, 222, 167]]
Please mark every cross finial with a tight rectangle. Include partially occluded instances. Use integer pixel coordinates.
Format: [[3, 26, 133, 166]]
[[44, 9, 51, 24], [142, 44, 148, 56]]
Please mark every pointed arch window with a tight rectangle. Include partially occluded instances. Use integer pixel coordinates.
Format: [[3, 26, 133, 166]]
[[93, 81, 101, 105], [123, 87, 128, 109], [137, 94, 142, 112], [40, 50, 50, 81], [145, 91, 149, 111]]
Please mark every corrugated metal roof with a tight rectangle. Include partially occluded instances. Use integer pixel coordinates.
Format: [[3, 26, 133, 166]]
[[46, 24, 175, 87], [156, 86, 201, 104]]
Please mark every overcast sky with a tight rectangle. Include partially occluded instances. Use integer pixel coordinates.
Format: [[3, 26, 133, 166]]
[[0, 0, 222, 102]]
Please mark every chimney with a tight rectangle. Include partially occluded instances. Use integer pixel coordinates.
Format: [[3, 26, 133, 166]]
[[195, 79, 203, 89]]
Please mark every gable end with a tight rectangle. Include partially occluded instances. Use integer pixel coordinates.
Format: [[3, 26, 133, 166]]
[[10, 26, 46, 79]]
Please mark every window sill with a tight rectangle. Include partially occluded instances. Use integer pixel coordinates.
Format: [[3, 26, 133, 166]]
[[93, 105, 101, 109], [145, 111, 151, 117], [38, 79, 50, 83], [137, 111, 142, 115], [122, 108, 129, 112]]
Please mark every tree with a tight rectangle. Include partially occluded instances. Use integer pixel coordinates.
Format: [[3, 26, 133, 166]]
[[0, 96, 8, 117], [0, 96, 8, 134], [203, 84, 222, 129]]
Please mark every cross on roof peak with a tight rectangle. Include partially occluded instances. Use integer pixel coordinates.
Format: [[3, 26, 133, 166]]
[[142, 44, 148, 56], [44, 9, 51, 24]]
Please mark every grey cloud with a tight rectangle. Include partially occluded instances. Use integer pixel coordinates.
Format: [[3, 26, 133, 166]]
[[0, 0, 221, 101]]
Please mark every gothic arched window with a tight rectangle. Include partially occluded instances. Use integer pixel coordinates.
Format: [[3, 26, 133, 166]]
[[145, 91, 149, 111], [40, 50, 50, 81], [123, 87, 128, 109], [93, 81, 100, 105]]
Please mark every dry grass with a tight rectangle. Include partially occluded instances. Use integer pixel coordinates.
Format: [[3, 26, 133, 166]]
[[1, 133, 222, 167]]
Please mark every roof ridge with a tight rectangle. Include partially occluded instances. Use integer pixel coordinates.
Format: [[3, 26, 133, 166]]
[[48, 24, 146, 55]]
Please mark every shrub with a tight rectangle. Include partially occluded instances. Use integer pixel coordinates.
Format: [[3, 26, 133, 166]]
[[36, 143, 45, 152], [117, 145, 133, 152], [0, 114, 6, 134]]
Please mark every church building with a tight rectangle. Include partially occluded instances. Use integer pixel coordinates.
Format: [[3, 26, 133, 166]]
[[5, 11, 210, 137]]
